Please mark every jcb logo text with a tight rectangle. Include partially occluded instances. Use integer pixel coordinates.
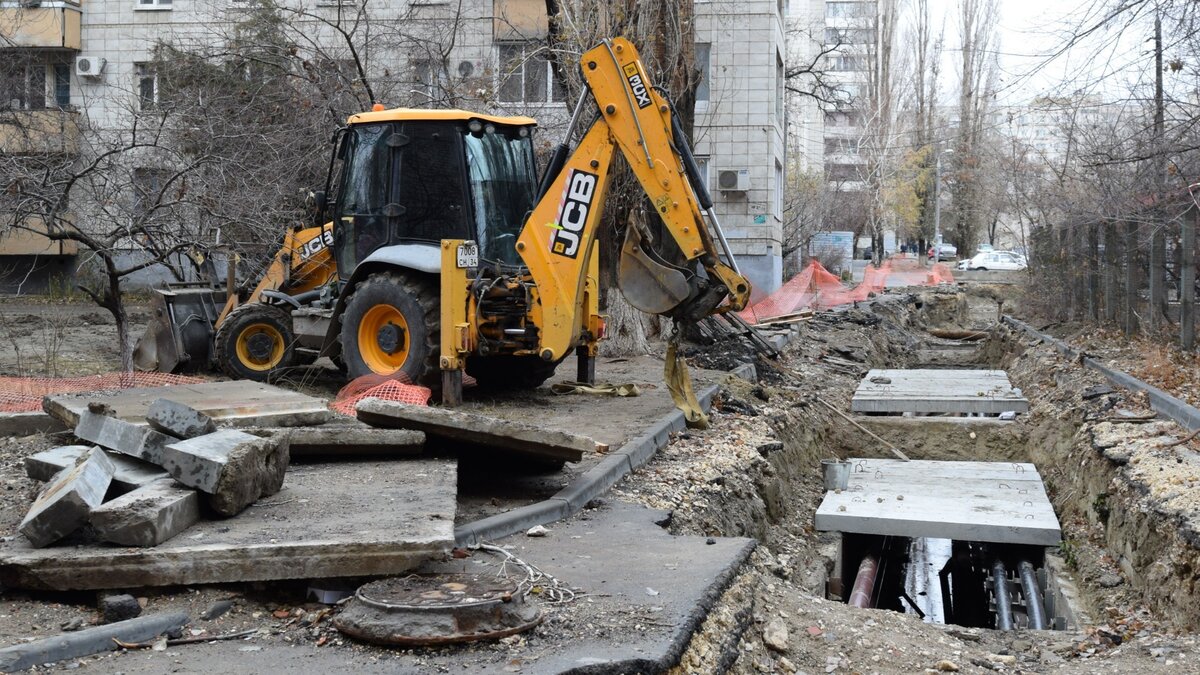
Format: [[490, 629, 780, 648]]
[[551, 170, 598, 259]]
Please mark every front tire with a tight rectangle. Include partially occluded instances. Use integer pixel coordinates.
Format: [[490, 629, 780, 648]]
[[340, 272, 439, 384], [214, 303, 297, 381]]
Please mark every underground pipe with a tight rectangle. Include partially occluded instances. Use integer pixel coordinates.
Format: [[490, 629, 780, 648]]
[[992, 560, 1013, 631], [1018, 561, 1048, 630], [848, 555, 878, 609]]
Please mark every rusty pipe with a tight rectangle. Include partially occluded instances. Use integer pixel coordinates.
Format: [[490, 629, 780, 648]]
[[848, 555, 878, 609]]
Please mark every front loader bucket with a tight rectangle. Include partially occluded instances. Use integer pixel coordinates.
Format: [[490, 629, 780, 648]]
[[133, 286, 225, 372]]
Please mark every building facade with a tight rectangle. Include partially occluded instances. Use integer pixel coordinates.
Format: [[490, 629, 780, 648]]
[[1, 0, 786, 296]]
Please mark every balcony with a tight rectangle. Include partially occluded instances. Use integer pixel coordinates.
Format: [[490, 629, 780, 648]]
[[0, 4, 82, 50], [0, 217, 78, 256], [0, 109, 81, 155]]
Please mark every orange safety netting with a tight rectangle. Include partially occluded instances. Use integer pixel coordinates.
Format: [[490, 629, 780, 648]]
[[740, 256, 955, 324], [329, 373, 431, 415], [0, 372, 207, 413]]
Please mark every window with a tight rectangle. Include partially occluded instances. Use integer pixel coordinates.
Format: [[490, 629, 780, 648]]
[[413, 59, 446, 101], [135, 63, 158, 111], [775, 51, 784, 122], [825, 28, 871, 45], [831, 56, 867, 72], [53, 64, 70, 108], [824, 138, 859, 155], [132, 167, 174, 222], [695, 43, 711, 103], [826, 163, 862, 182], [774, 160, 784, 219], [827, 2, 867, 19], [135, 0, 172, 9], [695, 156, 710, 192], [1, 63, 48, 111], [824, 110, 863, 128], [497, 44, 564, 104]]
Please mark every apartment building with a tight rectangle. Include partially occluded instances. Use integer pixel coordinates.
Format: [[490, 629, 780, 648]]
[[1, 0, 785, 295]]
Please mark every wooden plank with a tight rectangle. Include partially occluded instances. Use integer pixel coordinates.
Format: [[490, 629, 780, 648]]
[[356, 398, 600, 462], [42, 381, 331, 428], [816, 458, 1061, 546]]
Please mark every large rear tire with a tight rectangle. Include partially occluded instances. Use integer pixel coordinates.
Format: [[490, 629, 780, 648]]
[[214, 303, 297, 381], [340, 272, 439, 385]]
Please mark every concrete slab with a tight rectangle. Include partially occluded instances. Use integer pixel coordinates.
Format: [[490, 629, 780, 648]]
[[816, 458, 1061, 546], [269, 426, 426, 458], [18, 448, 115, 548], [90, 479, 201, 547], [73, 410, 174, 464], [356, 398, 600, 463], [163, 430, 289, 516], [25, 446, 169, 494], [851, 368, 1030, 415], [43, 380, 331, 429], [0, 458, 457, 590], [146, 398, 216, 438], [0, 411, 66, 436], [428, 501, 756, 673]]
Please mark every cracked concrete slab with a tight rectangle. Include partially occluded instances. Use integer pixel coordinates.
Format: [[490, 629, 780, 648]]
[[0, 459, 457, 590]]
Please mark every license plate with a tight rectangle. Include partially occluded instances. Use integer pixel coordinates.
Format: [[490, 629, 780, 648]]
[[456, 243, 479, 268]]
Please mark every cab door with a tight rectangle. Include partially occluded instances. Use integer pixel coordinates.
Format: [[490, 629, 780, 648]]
[[331, 123, 399, 278]]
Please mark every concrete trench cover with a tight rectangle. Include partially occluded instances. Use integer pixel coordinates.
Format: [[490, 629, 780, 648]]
[[335, 574, 543, 646]]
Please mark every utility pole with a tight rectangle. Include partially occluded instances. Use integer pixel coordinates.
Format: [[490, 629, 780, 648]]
[[1149, 11, 1168, 330]]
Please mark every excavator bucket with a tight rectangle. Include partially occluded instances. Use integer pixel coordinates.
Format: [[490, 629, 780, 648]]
[[616, 222, 691, 316], [132, 285, 225, 372]]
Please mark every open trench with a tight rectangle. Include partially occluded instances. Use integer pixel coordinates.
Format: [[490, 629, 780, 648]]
[[636, 290, 1200, 673]]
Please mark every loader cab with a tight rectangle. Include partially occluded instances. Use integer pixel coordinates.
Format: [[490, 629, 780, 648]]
[[326, 109, 539, 279]]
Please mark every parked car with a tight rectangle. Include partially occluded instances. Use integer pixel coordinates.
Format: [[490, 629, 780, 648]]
[[966, 250, 1027, 271], [956, 258, 971, 271], [932, 242, 957, 261]]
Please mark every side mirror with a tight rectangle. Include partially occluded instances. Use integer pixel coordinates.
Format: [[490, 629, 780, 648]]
[[307, 190, 327, 228]]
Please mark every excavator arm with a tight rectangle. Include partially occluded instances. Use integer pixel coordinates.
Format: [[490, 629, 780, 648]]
[[515, 37, 752, 363]]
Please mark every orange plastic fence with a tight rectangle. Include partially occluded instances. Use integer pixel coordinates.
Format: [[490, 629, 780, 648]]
[[0, 372, 207, 413], [740, 257, 955, 324], [330, 373, 431, 415]]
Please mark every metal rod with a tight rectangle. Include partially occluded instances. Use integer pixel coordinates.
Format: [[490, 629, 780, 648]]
[[703, 207, 741, 275], [938, 561, 955, 625], [992, 560, 1013, 631], [1018, 561, 1047, 630], [564, 89, 589, 142], [848, 555, 878, 609]]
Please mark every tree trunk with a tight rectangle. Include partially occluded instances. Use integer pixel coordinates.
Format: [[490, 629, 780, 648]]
[[1150, 224, 1166, 331], [1086, 223, 1099, 321], [1183, 208, 1196, 350], [1103, 220, 1119, 323], [1124, 220, 1139, 336]]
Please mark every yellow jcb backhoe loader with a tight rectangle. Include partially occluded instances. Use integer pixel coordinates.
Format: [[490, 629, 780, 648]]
[[133, 37, 752, 405]]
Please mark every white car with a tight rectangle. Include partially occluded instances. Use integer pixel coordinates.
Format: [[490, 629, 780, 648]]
[[967, 250, 1027, 271]]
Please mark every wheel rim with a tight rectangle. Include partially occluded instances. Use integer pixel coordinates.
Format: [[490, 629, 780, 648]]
[[358, 304, 409, 375], [235, 322, 286, 372]]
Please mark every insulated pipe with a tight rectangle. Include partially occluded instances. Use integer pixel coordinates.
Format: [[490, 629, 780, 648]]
[[992, 560, 1013, 631], [1018, 561, 1048, 630], [848, 555, 878, 609]]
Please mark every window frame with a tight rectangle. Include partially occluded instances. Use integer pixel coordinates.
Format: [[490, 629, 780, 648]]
[[496, 43, 565, 105], [135, 62, 158, 111], [134, 0, 173, 10], [695, 43, 711, 104]]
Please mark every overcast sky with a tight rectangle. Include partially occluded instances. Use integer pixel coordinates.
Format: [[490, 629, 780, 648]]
[[926, 0, 1164, 106]]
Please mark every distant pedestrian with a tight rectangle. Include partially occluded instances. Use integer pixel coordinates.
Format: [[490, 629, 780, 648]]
[[928, 246, 936, 262]]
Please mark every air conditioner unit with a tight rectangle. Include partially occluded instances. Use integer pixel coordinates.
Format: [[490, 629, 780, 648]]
[[75, 56, 107, 79], [717, 168, 751, 192]]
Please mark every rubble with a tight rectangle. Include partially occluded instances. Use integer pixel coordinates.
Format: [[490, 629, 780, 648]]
[[146, 398, 217, 438], [99, 594, 142, 623], [18, 448, 115, 547], [162, 430, 288, 516], [25, 445, 169, 493], [73, 408, 175, 465], [90, 479, 200, 546]]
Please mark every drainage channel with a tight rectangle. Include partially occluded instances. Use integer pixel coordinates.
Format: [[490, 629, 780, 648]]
[[818, 365, 1075, 632]]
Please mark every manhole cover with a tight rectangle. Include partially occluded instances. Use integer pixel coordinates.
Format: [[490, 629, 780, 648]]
[[335, 574, 542, 646]]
